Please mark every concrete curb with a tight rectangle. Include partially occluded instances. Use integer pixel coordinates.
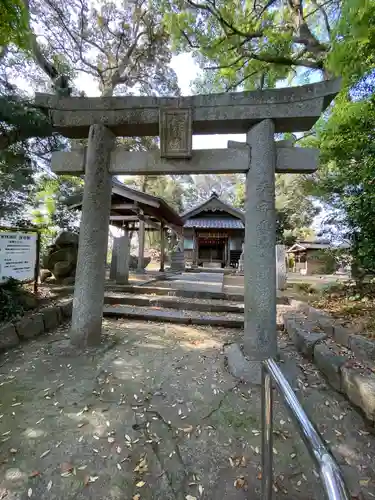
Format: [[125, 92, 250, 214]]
[[290, 299, 375, 364], [283, 310, 375, 426], [0, 299, 73, 351]]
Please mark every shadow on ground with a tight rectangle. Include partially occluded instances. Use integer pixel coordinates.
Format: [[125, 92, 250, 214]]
[[0, 319, 374, 499]]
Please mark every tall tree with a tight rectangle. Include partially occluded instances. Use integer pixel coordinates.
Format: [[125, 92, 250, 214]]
[[25, 0, 179, 97], [164, 0, 340, 92], [1, 0, 181, 235]]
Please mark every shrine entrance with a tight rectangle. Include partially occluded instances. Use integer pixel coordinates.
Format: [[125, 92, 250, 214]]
[[197, 232, 228, 268], [37, 79, 339, 354], [35, 78, 345, 498]]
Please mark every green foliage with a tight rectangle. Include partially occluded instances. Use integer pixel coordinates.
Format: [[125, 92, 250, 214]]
[[32, 175, 83, 232], [233, 172, 318, 244], [328, 0, 375, 85], [0, 279, 28, 322], [310, 249, 336, 274], [306, 92, 375, 273], [0, 0, 29, 48], [163, 0, 333, 92]]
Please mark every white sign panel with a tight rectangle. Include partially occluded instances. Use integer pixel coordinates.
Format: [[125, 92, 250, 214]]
[[0, 232, 38, 284]]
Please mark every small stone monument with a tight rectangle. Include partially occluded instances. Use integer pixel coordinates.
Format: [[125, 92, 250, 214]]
[[170, 234, 185, 271], [276, 244, 287, 290], [238, 243, 245, 274]]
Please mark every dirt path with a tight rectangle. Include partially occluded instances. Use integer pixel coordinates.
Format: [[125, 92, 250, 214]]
[[0, 319, 374, 499]]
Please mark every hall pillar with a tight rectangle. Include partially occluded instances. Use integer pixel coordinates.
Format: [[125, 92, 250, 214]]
[[70, 124, 114, 347], [109, 237, 120, 280], [137, 218, 145, 272], [116, 228, 130, 285], [192, 227, 198, 266], [244, 120, 277, 360], [159, 223, 165, 272]]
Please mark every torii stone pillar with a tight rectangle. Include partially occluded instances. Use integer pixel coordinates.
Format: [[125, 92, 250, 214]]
[[116, 228, 130, 285], [138, 219, 145, 272], [245, 120, 277, 360], [70, 124, 114, 347], [36, 79, 340, 351]]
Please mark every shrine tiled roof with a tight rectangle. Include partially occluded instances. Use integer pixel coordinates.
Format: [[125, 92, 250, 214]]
[[184, 218, 244, 229]]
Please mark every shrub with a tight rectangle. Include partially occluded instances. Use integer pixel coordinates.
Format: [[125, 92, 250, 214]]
[[0, 279, 31, 322]]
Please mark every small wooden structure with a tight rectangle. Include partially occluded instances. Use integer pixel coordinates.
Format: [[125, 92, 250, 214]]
[[182, 192, 244, 268], [287, 241, 332, 275], [66, 179, 183, 272]]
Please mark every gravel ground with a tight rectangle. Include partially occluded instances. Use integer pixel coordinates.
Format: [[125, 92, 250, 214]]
[[0, 320, 375, 499]]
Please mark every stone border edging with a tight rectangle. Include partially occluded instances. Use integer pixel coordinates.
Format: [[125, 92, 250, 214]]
[[283, 309, 375, 425], [0, 300, 73, 351], [290, 299, 375, 364]]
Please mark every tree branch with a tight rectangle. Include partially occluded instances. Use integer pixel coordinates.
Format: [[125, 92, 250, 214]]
[[241, 49, 323, 70], [43, 0, 105, 84], [204, 55, 244, 70], [104, 29, 148, 95], [22, 0, 58, 81], [186, 0, 262, 39], [180, 30, 200, 49], [311, 0, 332, 37]]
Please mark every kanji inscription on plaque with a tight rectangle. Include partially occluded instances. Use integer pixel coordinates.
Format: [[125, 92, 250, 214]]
[[159, 108, 192, 159]]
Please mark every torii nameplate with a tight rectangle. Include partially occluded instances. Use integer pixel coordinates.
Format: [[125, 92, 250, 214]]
[[159, 108, 192, 159]]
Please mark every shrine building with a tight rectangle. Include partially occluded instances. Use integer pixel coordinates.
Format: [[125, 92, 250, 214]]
[[181, 192, 244, 268]]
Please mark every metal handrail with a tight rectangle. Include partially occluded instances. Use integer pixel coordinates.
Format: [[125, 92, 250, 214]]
[[261, 358, 350, 500]]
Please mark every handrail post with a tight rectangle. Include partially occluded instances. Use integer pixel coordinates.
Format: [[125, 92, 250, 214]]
[[262, 358, 350, 500], [261, 361, 273, 500]]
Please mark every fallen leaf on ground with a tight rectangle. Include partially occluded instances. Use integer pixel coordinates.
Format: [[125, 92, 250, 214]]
[[29, 471, 40, 478], [178, 425, 193, 433], [27, 488, 32, 498], [61, 463, 73, 473], [186, 496, 197, 500], [47, 481, 52, 491], [134, 456, 148, 473], [133, 495, 140, 500], [88, 476, 99, 483], [0, 489, 8, 499], [136, 481, 145, 487], [40, 450, 51, 459], [234, 477, 248, 490]]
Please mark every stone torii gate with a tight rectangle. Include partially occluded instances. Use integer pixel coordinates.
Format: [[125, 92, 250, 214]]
[[35, 79, 340, 353]]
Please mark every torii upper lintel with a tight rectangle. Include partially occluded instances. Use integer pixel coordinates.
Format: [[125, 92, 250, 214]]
[[34, 79, 341, 139]]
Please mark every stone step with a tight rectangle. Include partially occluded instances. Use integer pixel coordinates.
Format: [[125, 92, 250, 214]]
[[105, 294, 245, 313], [103, 305, 244, 328], [50, 284, 289, 305]]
